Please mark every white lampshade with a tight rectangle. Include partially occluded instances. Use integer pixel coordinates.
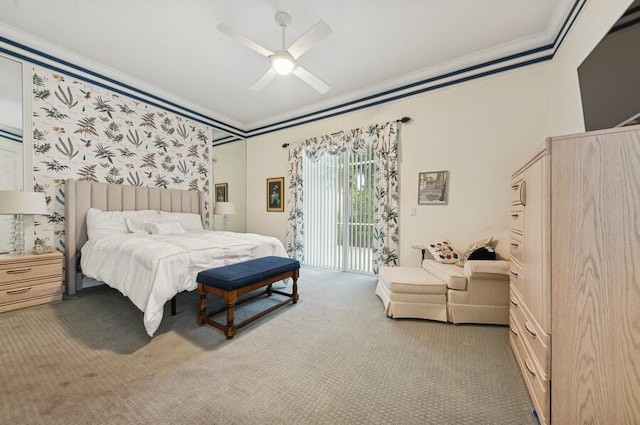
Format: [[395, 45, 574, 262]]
[[270, 51, 296, 75], [0, 191, 48, 215], [214, 202, 235, 216]]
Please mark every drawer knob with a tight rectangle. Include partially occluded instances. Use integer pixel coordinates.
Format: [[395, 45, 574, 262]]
[[6, 268, 32, 275], [510, 242, 519, 248], [511, 184, 520, 190], [525, 321, 537, 338], [511, 213, 519, 218], [7, 287, 32, 295], [524, 359, 536, 377], [510, 271, 519, 277]]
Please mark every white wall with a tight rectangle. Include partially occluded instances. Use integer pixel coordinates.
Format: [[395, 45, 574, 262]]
[[248, 64, 553, 266], [212, 140, 247, 232], [246, 0, 634, 268]]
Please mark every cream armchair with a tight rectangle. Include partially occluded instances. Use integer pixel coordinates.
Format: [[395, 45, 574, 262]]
[[421, 259, 510, 324], [376, 259, 510, 325]]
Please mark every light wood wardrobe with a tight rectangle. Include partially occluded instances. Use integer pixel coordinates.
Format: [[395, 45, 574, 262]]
[[509, 125, 640, 425]]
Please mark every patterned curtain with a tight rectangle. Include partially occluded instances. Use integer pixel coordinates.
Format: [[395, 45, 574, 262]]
[[285, 121, 399, 273]]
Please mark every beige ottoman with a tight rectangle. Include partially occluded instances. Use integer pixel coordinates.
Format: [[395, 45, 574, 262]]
[[375, 266, 448, 322]]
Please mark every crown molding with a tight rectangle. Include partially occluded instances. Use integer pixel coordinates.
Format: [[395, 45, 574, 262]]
[[0, 0, 586, 145]]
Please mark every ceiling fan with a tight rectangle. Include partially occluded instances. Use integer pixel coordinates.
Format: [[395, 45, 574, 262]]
[[217, 11, 332, 94]]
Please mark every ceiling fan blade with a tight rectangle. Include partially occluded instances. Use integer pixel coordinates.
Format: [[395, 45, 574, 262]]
[[217, 23, 274, 57], [250, 68, 278, 91], [292, 66, 329, 94], [287, 20, 332, 60]]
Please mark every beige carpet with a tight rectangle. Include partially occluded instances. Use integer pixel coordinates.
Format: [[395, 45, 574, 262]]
[[0, 266, 535, 425]]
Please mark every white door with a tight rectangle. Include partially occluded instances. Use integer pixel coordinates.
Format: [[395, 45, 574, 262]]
[[0, 137, 23, 253]]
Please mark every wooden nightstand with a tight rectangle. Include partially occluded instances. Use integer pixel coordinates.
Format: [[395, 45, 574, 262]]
[[0, 251, 63, 313]]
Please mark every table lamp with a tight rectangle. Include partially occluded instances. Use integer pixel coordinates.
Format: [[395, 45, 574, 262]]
[[0, 191, 47, 254], [214, 201, 235, 231]]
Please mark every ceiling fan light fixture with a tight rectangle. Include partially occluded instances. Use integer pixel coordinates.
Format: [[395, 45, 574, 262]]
[[218, 12, 331, 93], [270, 51, 296, 75]]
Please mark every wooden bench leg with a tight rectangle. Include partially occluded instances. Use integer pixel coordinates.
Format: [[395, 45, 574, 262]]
[[223, 290, 238, 339], [197, 284, 207, 326], [292, 273, 299, 303]]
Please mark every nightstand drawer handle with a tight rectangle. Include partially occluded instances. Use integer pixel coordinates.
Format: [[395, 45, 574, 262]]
[[510, 297, 518, 307], [525, 322, 537, 338], [510, 242, 519, 248], [509, 326, 518, 337], [524, 359, 536, 377], [7, 287, 31, 295], [6, 268, 32, 275], [510, 271, 519, 278], [511, 213, 519, 218]]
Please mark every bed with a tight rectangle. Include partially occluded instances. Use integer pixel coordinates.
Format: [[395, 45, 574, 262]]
[[64, 179, 288, 336]]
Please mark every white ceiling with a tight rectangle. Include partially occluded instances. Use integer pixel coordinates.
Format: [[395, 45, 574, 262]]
[[0, 0, 577, 137]]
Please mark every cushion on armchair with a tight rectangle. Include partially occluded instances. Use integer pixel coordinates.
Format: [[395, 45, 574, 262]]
[[421, 260, 467, 290], [426, 240, 461, 264], [455, 236, 498, 266], [463, 260, 510, 279]]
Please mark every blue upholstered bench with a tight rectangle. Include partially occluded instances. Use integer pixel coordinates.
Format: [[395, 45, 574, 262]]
[[196, 256, 300, 339]]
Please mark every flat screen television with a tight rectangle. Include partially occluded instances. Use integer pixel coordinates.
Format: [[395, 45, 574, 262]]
[[578, 1, 640, 130]]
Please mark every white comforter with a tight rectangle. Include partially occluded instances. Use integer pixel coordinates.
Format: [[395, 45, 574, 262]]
[[80, 230, 288, 336]]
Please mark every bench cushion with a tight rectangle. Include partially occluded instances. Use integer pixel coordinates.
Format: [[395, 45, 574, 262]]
[[197, 256, 299, 291]]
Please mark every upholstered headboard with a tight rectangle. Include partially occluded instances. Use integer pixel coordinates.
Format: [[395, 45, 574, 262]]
[[64, 179, 205, 295]]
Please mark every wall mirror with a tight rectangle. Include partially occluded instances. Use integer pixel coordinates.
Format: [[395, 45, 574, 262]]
[[212, 131, 247, 233], [0, 53, 24, 252]]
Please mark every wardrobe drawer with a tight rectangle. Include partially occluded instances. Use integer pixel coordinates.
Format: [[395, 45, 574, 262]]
[[510, 287, 549, 377], [509, 312, 550, 424], [510, 261, 525, 298], [510, 178, 524, 205], [509, 283, 522, 311], [510, 207, 524, 234], [510, 232, 524, 266]]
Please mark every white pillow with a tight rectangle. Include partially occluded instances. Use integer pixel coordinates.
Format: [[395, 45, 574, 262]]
[[86, 208, 129, 240], [159, 211, 204, 231], [123, 210, 160, 233], [144, 220, 186, 235]]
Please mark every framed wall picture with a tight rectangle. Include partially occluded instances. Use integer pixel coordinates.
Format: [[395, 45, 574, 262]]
[[215, 183, 228, 202], [266, 177, 285, 212], [418, 171, 448, 205]]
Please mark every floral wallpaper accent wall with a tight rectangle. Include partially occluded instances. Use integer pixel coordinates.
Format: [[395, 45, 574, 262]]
[[31, 66, 211, 252]]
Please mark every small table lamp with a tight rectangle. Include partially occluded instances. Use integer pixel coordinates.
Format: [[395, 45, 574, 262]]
[[0, 191, 48, 254], [214, 201, 235, 231]]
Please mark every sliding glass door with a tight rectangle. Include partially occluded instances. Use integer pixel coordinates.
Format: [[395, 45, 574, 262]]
[[302, 143, 374, 274]]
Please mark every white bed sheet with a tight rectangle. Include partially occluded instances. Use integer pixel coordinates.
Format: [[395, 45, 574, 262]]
[[80, 230, 288, 336]]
